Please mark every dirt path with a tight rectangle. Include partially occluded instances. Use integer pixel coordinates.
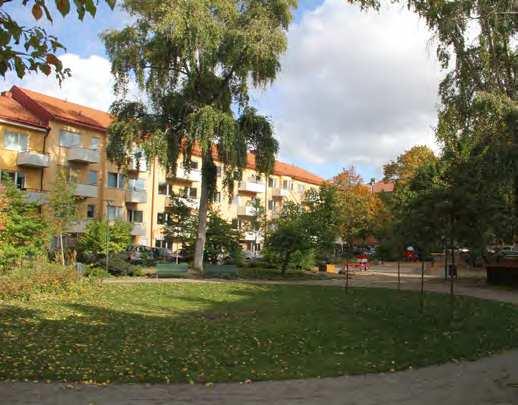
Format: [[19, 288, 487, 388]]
[[2, 349, 518, 404], [2, 268, 517, 404]]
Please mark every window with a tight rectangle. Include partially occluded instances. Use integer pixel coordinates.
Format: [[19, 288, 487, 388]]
[[0, 171, 25, 189], [128, 210, 143, 223], [4, 131, 28, 152], [155, 239, 172, 249], [268, 177, 276, 188], [189, 187, 197, 199], [107, 206, 122, 220], [214, 192, 221, 203], [158, 182, 169, 195], [67, 167, 80, 183], [216, 166, 222, 177], [282, 180, 289, 190], [87, 171, 97, 186], [90, 137, 100, 150], [87, 205, 95, 219], [59, 130, 80, 147], [128, 178, 145, 191], [297, 184, 305, 193], [157, 212, 170, 225], [107, 172, 125, 189], [268, 200, 274, 210], [191, 161, 199, 170]]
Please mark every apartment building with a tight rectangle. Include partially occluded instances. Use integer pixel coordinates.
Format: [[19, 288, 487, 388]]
[[0, 86, 324, 254]]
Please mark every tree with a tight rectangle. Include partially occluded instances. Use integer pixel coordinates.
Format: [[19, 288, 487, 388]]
[[383, 146, 437, 186], [0, 179, 48, 271], [331, 168, 381, 254], [102, 0, 294, 272], [203, 210, 242, 264], [163, 193, 197, 259], [47, 169, 77, 265], [0, 0, 116, 81], [77, 219, 131, 261], [348, 0, 518, 240], [264, 202, 312, 274]]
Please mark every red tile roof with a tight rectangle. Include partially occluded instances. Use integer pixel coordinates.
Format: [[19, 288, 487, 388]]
[[7, 86, 324, 186], [11, 86, 111, 132], [371, 181, 394, 193], [0, 92, 47, 129]]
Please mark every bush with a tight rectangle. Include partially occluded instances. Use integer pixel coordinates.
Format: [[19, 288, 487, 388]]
[[102, 254, 142, 277], [0, 262, 80, 300], [83, 266, 111, 279]]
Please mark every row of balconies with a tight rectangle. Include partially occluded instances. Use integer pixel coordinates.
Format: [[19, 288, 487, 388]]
[[16, 147, 100, 168], [68, 220, 146, 236]]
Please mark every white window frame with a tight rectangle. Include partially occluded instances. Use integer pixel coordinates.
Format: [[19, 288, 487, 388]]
[[4, 131, 28, 152], [59, 130, 81, 148], [107, 205, 123, 220]]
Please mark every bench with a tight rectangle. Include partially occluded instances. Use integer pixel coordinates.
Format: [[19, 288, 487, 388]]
[[155, 262, 189, 278], [204, 264, 238, 279]]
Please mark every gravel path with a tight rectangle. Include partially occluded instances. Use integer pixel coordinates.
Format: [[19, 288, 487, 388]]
[[2, 268, 517, 405]]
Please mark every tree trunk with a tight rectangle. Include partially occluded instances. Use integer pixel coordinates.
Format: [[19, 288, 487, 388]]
[[59, 232, 65, 266], [281, 251, 291, 275], [192, 167, 210, 273]]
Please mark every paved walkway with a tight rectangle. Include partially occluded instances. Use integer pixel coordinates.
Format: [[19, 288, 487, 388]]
[[2, 270, 517, 405]]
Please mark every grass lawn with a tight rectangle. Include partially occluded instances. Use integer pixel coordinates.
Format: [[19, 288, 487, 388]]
[[1, 283, 518, 384]]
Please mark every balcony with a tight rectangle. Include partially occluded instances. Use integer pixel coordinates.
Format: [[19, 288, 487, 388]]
[[238, 205, 257, 217], [74, 183, 98, 198], [128, 156, 147, 172], [168, 167, 202, 182], [126, 189, 147, 204], [238, 181, 265, 193], [131, 223, 146, 237], [25, 190, 48, 205], [272, 188, 289, 198], [17, 151, 50, 168], [67, 147, 100, 164], [68, 220, 89, 233], [179, 197, 199, 209]]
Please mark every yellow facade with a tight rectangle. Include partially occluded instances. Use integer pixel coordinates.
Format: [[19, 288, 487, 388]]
[[0, 89, 321, 254]]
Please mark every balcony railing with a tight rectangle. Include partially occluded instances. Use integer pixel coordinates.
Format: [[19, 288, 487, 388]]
[[24, 190, 48, 205], [168, 167, 202, 182], [74, 183, 98, 198], [68, 220, 89, 233], [67, 147, 100, 164], [178, 197, 200, 209], [17, 151, 50, 168], [238, 181, 265, 193], [272, 188, 289, 198], [131, 223, 146, 237], [238, 205, 257, 217], [126, 189, 147, 204]]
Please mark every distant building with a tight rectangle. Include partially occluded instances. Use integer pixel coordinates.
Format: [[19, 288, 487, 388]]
[[370, 180, 394, 193], [0, 86, 324, 255]]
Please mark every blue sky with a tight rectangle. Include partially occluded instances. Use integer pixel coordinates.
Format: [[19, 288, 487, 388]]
[[3, 0, 442, 182]]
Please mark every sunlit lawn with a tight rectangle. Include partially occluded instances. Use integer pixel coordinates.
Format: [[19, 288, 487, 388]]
[[1, 283, 518, 384]]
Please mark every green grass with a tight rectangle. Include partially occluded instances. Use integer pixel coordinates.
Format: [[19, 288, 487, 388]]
[[1, 283, 518, 384]]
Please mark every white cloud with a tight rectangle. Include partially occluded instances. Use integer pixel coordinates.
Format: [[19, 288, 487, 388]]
[[3, 53, 115, 111], [254, 0, 443, 171]]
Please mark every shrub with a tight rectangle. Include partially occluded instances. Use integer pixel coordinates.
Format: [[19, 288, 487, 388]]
[[0, 262, 80, 300], [102, 254, 142, 276], [83, 266, 111, 279]]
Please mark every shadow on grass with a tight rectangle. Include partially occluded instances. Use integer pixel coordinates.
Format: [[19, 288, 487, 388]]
[[1, 283, 518, 384]]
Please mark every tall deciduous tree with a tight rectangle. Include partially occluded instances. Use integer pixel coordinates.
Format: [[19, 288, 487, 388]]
[[47, 169, 77, 265], [103, 0, 295, 271], [348, 0, 518, 240], [0, 0, 116, 80], [383, 145, 437, 186]]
